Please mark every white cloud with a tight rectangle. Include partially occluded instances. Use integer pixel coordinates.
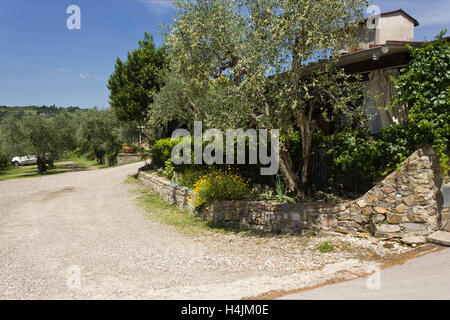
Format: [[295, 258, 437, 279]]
[[138, 0, 174, 14], [79, 73, 99, 79]]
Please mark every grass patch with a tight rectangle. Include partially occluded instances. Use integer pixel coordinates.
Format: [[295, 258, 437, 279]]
[[133, 187, 271, 237], [0, 155, 106, 181], [124, 173, 139, 184], [317, 241, 335, 253]]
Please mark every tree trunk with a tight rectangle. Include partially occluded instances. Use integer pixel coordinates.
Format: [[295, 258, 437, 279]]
[[279, 143, 301, 194], [299, 104, 315, 191], [47, 154, 55, 169], [37, 153, 47, 174]]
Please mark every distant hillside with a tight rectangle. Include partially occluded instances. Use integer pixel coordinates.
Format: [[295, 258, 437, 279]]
[[0, 105, 84, 120]]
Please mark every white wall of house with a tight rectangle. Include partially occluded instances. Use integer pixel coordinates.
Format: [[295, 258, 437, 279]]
[[358, 12, 416, 49]]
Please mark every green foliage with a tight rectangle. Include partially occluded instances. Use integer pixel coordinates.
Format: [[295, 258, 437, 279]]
[[274, 175, 296, 203], [189, 169, 251, 209], [108, 32, 167, 127], [317, 241, 334, 253], [316, 125, 414, 193], [77, 109, 122, 163], [0, 125, 11, 170], [0, 151, 9, 170], [164, 158, 175, 179], [150, 138, 182, 168], [178, 166, 208, 189], [391, 31, 450, 171], [323, 193, 339, 204], [152, 0, 368, 192]]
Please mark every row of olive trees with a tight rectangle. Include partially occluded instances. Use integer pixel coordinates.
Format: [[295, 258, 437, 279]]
[[0, 108, 139, 173]]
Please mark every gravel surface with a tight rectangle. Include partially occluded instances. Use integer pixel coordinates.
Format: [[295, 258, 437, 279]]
[[0, 162, 409, 299]]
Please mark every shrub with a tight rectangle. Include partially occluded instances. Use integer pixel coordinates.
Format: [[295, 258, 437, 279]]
[[178, 166, 208, 189], [0, 151, 9, 170], [315, 125, 415, 194], [189, 168, 251, 209], [391, 31, 450, 171], [150, 138, 182, 168], [164, 158, 175, 179]]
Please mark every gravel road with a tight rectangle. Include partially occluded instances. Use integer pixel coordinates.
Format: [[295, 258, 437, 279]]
[[0, 162, 406, 299]]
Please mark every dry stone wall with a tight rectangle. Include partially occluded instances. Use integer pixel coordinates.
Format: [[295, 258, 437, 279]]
[[138, 147, 445, 238], [118, 153, 148, 165]]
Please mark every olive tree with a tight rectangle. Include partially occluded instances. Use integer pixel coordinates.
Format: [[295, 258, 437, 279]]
[[152, 0, 368, 193]]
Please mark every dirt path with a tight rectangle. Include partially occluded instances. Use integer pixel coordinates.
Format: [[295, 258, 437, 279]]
[[0, 162, 407, 299]]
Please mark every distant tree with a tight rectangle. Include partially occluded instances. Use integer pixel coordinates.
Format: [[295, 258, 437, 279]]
[[76, 109, 122, 164], [108, 33, 167, 142], [3, 115, 58, 173], [1, 112, 78, 173]]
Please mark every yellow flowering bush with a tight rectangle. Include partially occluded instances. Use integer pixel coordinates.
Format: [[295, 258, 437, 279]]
[[189, 168, 251, 209]]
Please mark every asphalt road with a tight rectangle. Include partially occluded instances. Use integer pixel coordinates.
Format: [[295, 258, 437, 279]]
[[282, 247, 450, 300]]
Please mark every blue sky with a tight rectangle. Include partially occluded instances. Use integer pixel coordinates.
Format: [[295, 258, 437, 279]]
[[0, 0, 448, 108]]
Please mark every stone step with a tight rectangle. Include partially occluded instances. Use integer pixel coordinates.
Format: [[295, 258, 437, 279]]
[[427, 231, 450, 246]]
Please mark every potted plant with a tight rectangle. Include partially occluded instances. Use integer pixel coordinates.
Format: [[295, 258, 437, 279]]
[[122, 143, 134, 154]]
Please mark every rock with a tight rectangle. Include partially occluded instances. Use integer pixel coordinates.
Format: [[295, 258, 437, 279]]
[[367, 194, 376, 203], [407, 214, 426, 223], [443, 220, 450, 232], [356, 199, 367, 208], [374, 206, 388, 214], [349, 204, 361, 214], [362, 206, 372, 215], [375, 224, 401, 238], [394, 203, 407, 214], [401, 236, 426, 246], [387, 214, 402, 224], [359, 232, 371, 238], [415, 186, 429, 194], [381, 186, 395, 194], [403, 222, 427, 232], [427, 231, 450, 246]]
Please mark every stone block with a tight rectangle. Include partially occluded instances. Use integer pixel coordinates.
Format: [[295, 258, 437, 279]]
[[356, 199, 367, 208], [404, 222, 427, 232], [374, 206, 388, 214], [407, 214, 427, 223], [375, 224, 401, 238], [386, 214, 402, 224], [394, 203, 407, 214], [403, 194, 416, 206], [401, 236, 426, 246], [381, 186, 395, 194], [427, 231, 450, 246], [362, 206, 372, 215]]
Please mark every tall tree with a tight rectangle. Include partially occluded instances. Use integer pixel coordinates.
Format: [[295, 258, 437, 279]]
[[108, 33, 167, 143], [152, 0, 367, 193]]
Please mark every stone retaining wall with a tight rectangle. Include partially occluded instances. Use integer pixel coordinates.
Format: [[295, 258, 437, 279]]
[[138, 171, 193, 212], [118, 153, 148, 165], [138, 147, 445, 238]]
